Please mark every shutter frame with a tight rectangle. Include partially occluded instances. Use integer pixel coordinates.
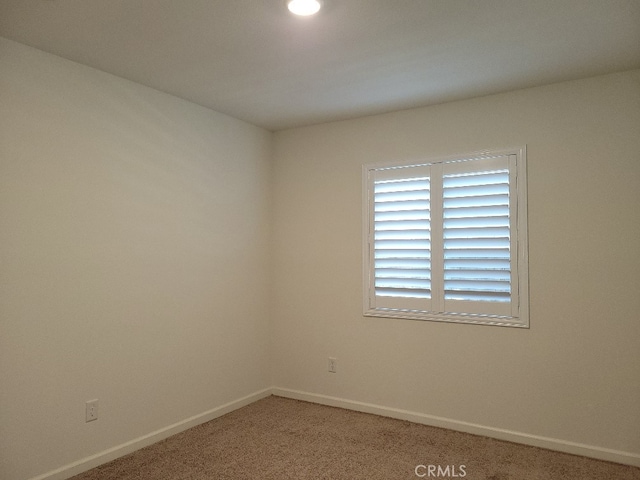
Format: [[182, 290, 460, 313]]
[[363, 148, 528, 328]]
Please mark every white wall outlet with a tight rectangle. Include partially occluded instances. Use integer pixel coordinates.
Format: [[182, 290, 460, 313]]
[[85, 399, 99, 422], [328, 357, 337, 373]]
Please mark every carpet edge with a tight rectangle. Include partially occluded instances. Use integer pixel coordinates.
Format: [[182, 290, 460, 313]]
[[271, 387, 640, 468]]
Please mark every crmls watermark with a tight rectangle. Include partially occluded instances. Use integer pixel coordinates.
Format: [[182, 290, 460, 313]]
[[415, 464, 467, 477]]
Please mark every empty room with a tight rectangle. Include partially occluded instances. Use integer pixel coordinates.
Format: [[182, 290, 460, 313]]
[[1, 1, 639, 479]]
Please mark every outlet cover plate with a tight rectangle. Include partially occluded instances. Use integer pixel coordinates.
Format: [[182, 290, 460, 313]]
[[86, 399, 99, 422]]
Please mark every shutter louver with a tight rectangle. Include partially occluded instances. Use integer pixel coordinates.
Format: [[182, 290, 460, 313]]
[[373, 176, 431, 301], [442, 167, 511, 309]]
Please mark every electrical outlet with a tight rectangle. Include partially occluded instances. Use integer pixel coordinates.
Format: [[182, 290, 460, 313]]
[[85, 399, 99, 422], [328, 357, 337, 373]]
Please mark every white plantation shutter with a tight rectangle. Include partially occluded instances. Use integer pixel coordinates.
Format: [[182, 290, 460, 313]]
[[364, 148, 528, 327], [370, 165, 432, 312], [442, 156, 514, 317]]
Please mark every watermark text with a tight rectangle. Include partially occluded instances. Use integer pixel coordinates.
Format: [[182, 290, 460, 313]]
[[415, 464, 467, 477]]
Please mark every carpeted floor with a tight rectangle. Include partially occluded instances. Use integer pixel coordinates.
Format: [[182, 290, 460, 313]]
[[71, 395, 640, 480]]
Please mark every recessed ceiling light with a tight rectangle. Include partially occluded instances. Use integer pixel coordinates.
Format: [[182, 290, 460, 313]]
[[287, 0, 322, 16]]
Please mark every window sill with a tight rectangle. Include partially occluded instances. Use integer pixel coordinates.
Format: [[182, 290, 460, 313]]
[[363, 308, 529, 328]]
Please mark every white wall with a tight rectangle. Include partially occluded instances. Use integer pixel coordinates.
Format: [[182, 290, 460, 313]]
[[0, 38, 272, 480], [272, 70, 640, 461]]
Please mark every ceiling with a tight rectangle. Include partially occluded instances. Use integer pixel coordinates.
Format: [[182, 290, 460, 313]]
[[1, 0, 639, 131]]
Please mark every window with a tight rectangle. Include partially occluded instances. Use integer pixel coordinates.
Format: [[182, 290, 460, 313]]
[[363, 147, 529, 327]]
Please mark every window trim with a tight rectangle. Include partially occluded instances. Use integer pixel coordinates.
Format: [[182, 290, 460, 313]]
[[362, 147, 529, 328]]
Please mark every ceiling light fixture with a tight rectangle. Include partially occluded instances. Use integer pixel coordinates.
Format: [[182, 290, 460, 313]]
[[287, 0, 322, 16]]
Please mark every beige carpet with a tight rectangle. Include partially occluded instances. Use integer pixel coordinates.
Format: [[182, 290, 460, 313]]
[[71, 395, 640, 480]]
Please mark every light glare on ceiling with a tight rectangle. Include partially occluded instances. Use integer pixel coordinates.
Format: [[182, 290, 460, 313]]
[[287, 0, 322, 16]]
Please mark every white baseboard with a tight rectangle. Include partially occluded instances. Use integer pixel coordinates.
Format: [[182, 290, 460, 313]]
[[272, 387, 640, 468], [30, 388, 272, 480]]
